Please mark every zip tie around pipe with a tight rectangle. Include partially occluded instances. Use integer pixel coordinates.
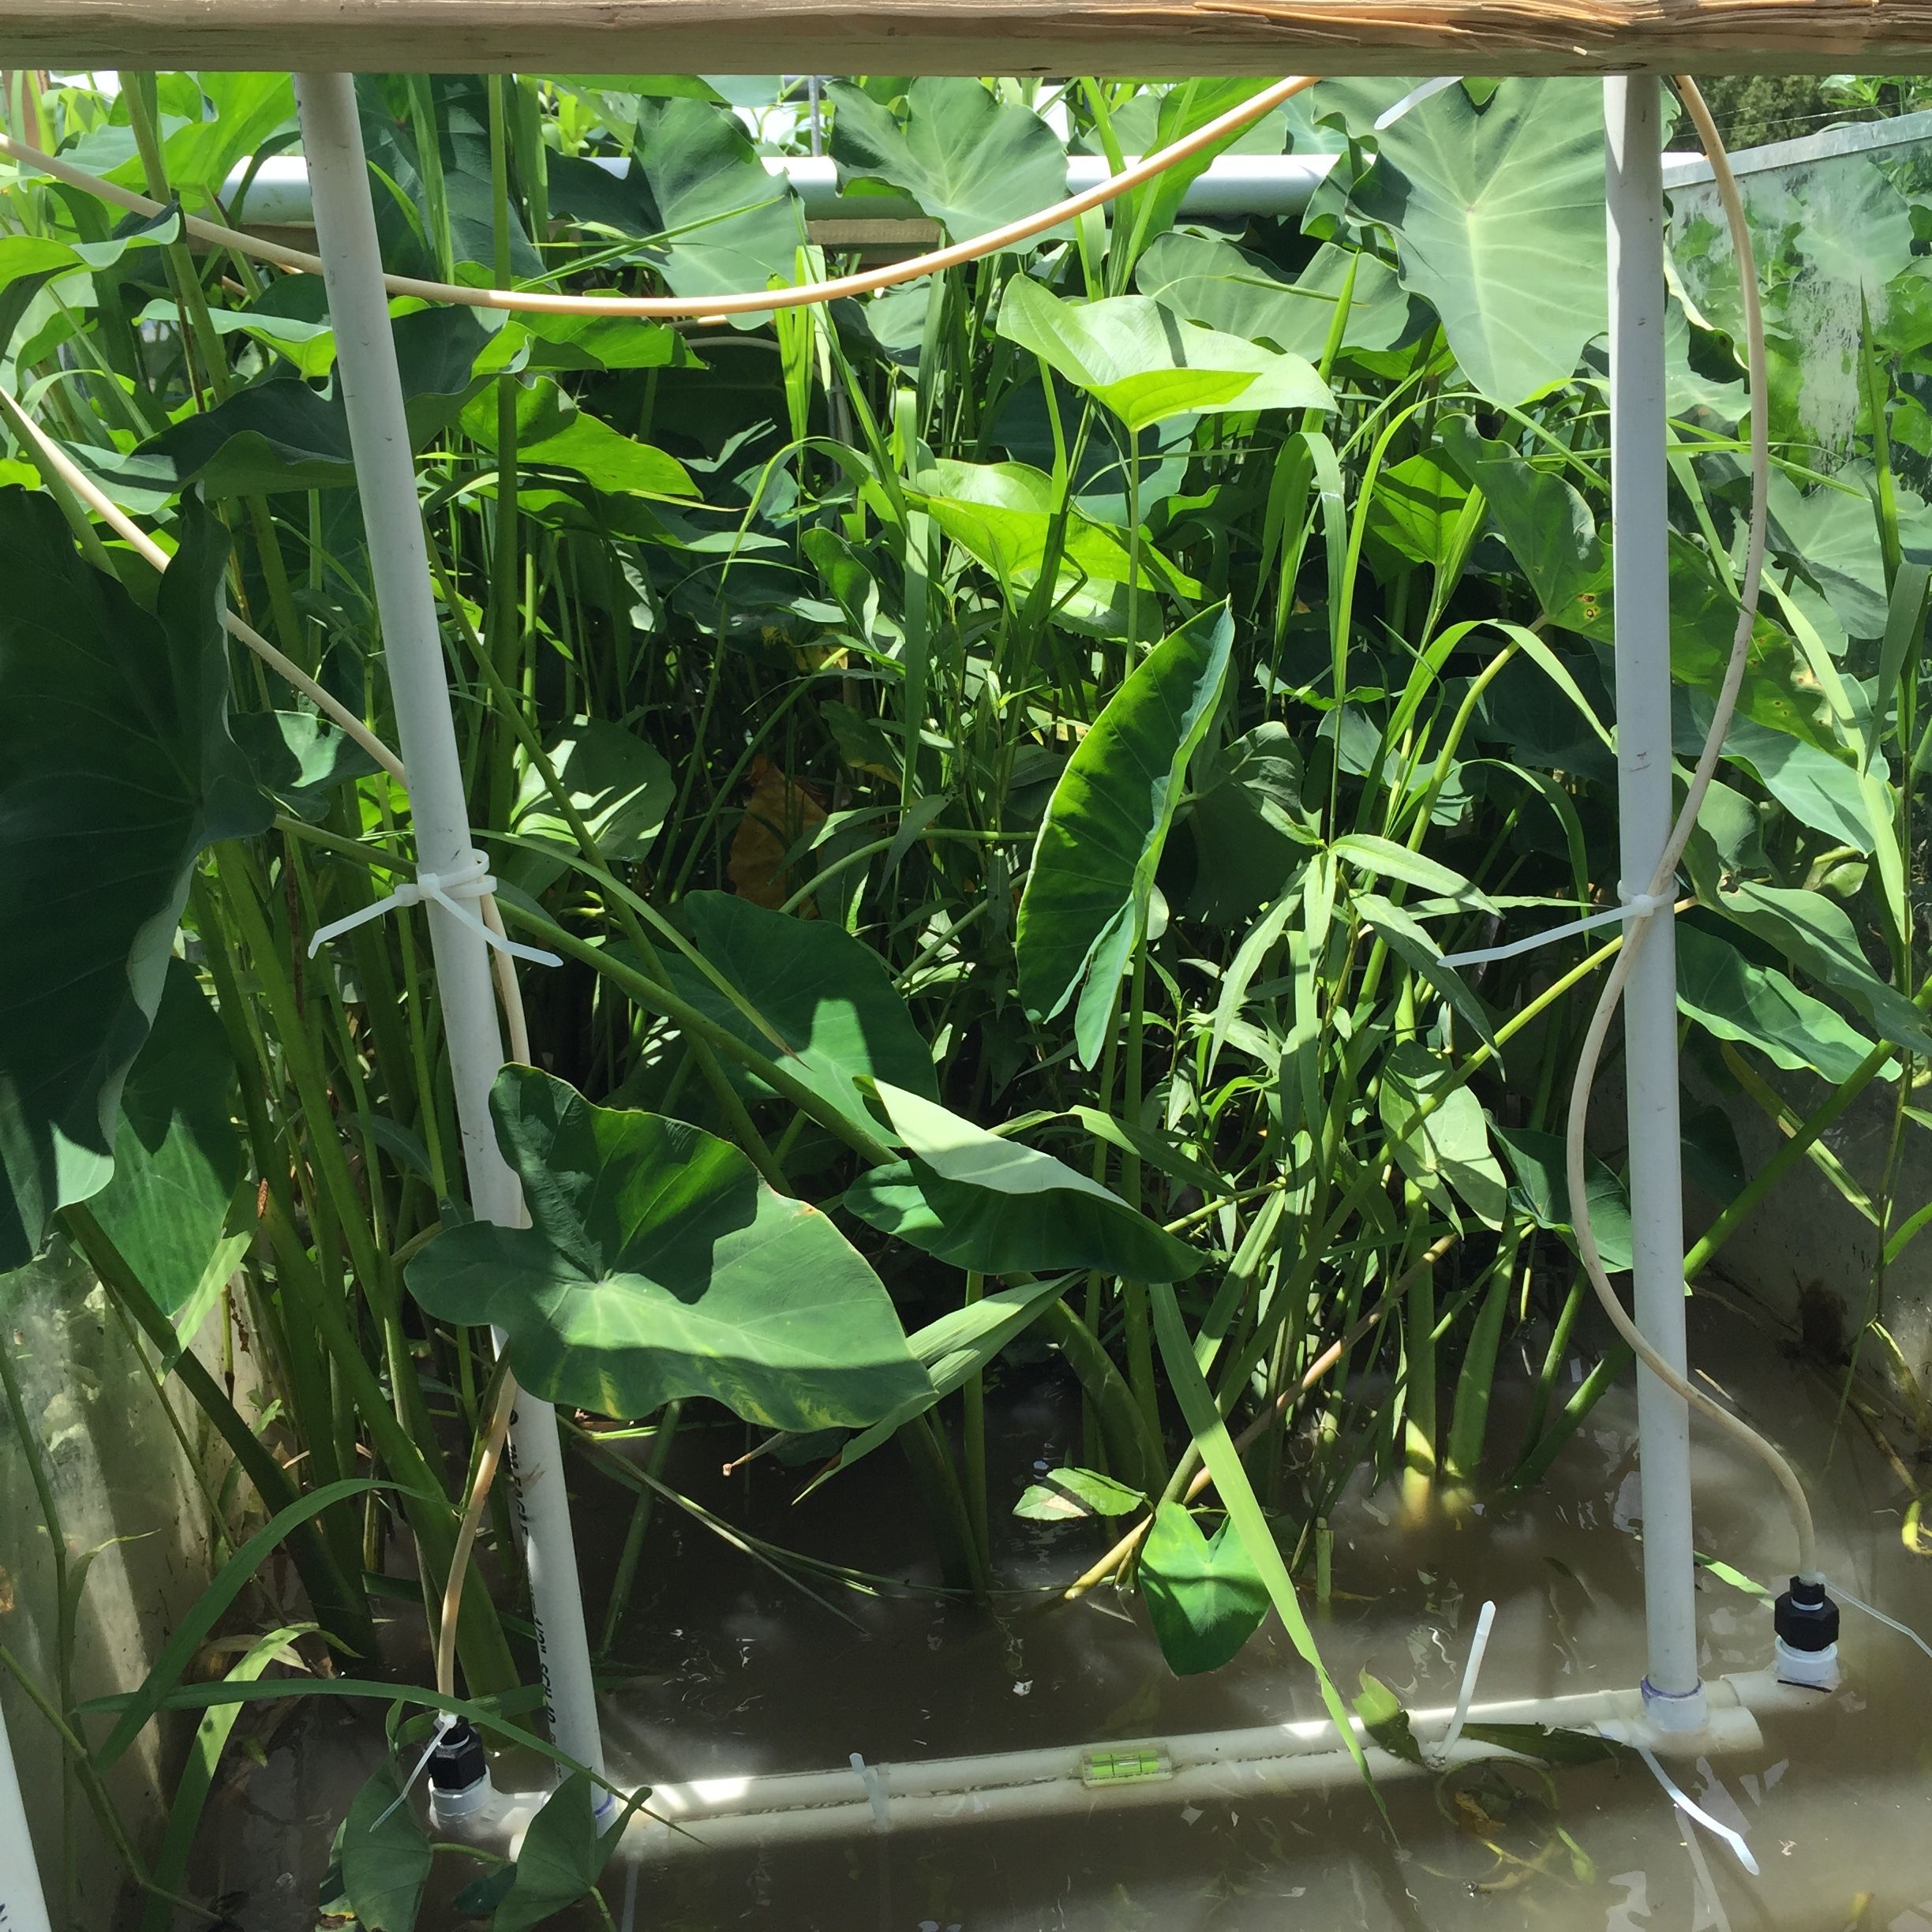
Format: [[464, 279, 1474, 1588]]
[[849, 1753, 890, 1830], [369, 1713, 459, 1831], [1434, 1599, 1496, 1762], [0, 73, 1321, 323], [1633, 1743, 1760, 1876], [1436, 885, 1676, 970], [1562, 76, 1820, 1586], [305, 845, 562, 968]]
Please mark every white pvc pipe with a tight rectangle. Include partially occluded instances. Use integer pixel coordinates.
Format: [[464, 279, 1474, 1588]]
[[1604, 74, 1706, 1733], [293, 73, 608, 1807], [223, 151, 1337, 230], [519, 1670, 1814, 1859], [0, 1696, 54, 1932]]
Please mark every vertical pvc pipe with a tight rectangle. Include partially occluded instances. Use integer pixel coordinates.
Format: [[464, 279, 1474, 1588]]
[[0, 1696, 54, 1932], [294, 73, 608, 1803], [1604, 74, 1707, 1732]]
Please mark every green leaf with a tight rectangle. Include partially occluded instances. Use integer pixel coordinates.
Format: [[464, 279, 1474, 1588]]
[[1457, 1721, 1623, 1766], [97, 1477, 386, 1769], [489, 1772, 639, 1932], [1377, 1041, 1508, 1230], [161, 73, 295, 197], [88, 960, 242, 1321], [829, 78, 1065, 245], [464, 377, 695, 500], [1017, 606, 1234, 1063], [1352, 893, 1501, 1063], [1492, 1125, 1633, 1272], [631, 96, 807, 315], [658, 890, 936, 1140], [406, 1067, 931, 1428], [1331, 833, 1496, 912], [996, 278, 1333, 433], [1013, 1466, 1145, 1520], [232, 709, 381, 822], [1357, 78, 1606, 402], [1687, 872, 1932, 1059], [1438, 414, 1601, 613], [506, 717, 673, 894], [842, 1082, 1202, 1283], [1137, 230, 1410, 361], [1676, 923, 1877, 1085], [1148, 1279, 1368, 1784], [799, 1275, 1076, 1494], [1353, 1671, 1425, 1766], [336, 1764, 433, 1932], [1363, 451, 1472, 569], [1140, 1501, 1271, 1675], [0, 490, 266, 1271]]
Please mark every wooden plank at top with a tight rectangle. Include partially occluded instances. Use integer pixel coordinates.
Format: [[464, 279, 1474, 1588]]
[[3, 0, 1930, 77]]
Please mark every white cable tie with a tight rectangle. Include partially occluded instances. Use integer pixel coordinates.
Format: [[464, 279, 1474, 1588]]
[[305, 847, 560, 968], [1634, 1743, 1760, 1877], [849, 1751, 890, 1830], [1837, 1585, 1932, 1663], [1434, 1599, 1496, 1763], [1436, 881, 1676, 971], [370, 1712, 458, 1830]]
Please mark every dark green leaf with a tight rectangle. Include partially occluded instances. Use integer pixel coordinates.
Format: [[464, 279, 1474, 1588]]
[[658, 890, 935, 1140], [842, 1083, 1202, 1283], [829, 78, 1065, 245], [88, 959, 242, 1320], [489, 1773, 635, 1932], [0, 490, 266, 1270], [1017, 606, 1234, 1063], [1140, 1501, 1271, 1675], [233, 709, 381, 821], [406, 1067, 931, 1428], [1354, 1671, 1425, 1766], [338, 1765, 432, 1932]]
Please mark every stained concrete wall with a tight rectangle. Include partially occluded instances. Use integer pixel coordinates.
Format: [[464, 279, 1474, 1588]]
[[1, 1243, 230, 1928]]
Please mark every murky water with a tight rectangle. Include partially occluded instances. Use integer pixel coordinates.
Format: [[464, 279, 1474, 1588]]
[[203, 1297, 1932, 1930]]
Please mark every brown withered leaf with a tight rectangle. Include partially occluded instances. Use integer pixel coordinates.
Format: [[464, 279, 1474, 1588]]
[[727, 755, 826, 912]]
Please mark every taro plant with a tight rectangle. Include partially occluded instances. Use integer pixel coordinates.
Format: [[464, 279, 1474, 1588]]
[[0, 65, 1929, 1928]]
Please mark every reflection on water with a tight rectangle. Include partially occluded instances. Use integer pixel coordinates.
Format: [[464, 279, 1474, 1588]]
[[205, 1297, 1932, 1930]]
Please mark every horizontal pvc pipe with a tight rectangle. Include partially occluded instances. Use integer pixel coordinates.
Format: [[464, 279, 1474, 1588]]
[[221, 150, 1338, 230], [460, 1671, 1819, 1864]]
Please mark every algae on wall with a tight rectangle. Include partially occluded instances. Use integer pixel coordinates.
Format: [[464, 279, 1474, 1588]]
[[2, 1245, 238, 1927]]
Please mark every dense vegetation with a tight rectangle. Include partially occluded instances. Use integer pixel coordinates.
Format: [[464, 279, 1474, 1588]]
[[2, 68, 1930, 1926]]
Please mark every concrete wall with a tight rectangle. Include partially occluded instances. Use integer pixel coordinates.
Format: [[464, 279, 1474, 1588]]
[[1, 1243, 228, 1928]]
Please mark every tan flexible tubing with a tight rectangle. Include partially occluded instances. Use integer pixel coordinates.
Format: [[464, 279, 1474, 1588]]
[[1567, 77, 1817, 1580], [0, 74, 1319, 321]]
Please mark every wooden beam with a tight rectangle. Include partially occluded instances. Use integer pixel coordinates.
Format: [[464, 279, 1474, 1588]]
[[3, 0, 1930, 78]]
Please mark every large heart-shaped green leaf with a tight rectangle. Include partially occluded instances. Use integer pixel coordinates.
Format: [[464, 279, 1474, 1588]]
[[1017, 605, 1234, 1063], [506, 717, 673, 894], [659, 890, 935, 1139], [841, 1083, 1202, 1282], [0, 490, 265, 1270], [406, 1067, 930, 1428], [88, 958, 243, 1321], [1438, 414, 1601, 613], [1492, 1125, 1633, 1273], [1357, 79, 1605, 402], [631, 95, 807, 313], [1136, 230, 1410, 361], [1140, 1500, 1271, 1676], [1675, 923, 1876, 1085], [829, 78, 1065, 245], [996, 279, 1332, 433], [910, 456, 1196, 633], [333, 1765, 432, 1932], [125, 308, 496, 496], [490, 1773, 639, 1932]]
